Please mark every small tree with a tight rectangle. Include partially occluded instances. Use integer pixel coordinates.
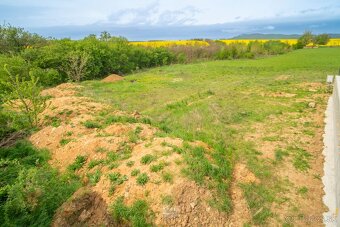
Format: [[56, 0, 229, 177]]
[[296, 31, 314, 49], [63, 51, 90, 82], [313, 34, 330, 45], [100, 31, 111, 42], [1, 65, 48, 128]]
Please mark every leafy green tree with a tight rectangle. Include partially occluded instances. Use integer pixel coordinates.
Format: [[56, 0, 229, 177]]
[[100, 31, 111, 41], [296, 31, 314, 49], [313, 33, 330, 45], [1, 65, 48, 128], [0, 24, 47, 54]]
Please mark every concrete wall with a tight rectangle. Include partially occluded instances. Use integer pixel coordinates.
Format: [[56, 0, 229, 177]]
[[323, 76, 340, 227], [335, 76, 340, 226]]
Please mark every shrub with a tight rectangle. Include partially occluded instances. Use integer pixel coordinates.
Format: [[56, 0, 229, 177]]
[[1, 65, 48, 128], [1, 167, 80, 226], [263, 41, 290, 55], [0, 140, 80, 226], [63, 51, 90, 82]]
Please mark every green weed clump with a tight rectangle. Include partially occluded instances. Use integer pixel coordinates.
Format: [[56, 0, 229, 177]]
[[126, 160, 135, 167], [140, 154, 156, 165], [110, 197, 153, 226], [161, 172, 173, 183], [161, 195, 173, 205], [131, 169, 140, 177], [68, 155, 87, 171], [150, 163, 165, 172], [59, 138, 73, 146], [83, 120, 102, 129], [87, 169, 102, 186], [136, 173, 149, 185], [108, 172, 128, 194], [88, 159, 104, 169]]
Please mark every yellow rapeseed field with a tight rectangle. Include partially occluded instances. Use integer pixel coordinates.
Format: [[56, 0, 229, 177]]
[[220, 39, 298, 45], [221, 39, 340, 46], [130, 39, 340, 47], [326, 39, 340, 46], [130, 40, 209, 47]]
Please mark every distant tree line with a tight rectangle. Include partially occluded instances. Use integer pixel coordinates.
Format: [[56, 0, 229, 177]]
[[0, 25, 295, 86]]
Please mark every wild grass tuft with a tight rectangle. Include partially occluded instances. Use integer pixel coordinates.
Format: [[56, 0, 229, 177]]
[[140, 154, 156, 165], [110, 197, 153, 226], [136, 173, 149, 185], [68, 155, 87, 171]]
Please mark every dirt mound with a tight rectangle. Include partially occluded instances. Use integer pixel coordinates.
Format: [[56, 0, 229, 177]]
[[101, 74, 123, 83], [52, 188, 115, 227], [30, 83, 233, 226], [42, 83, 82, 97]]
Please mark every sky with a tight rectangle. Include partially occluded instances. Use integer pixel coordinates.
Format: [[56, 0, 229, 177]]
[[1, 0, 340, 40]]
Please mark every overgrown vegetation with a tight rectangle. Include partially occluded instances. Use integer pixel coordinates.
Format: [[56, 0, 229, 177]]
[[0, 141, 80, 226], [0, 64, 48, 144]]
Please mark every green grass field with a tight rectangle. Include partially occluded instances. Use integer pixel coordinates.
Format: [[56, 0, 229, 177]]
[[82, 48, 338, 142], [81, 48, 340, 224]]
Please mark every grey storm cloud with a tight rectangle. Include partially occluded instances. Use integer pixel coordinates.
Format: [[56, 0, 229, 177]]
[[107, 2, 200, 26]]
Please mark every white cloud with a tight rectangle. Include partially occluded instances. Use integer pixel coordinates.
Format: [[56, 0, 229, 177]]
[[0, 0, 339, 27]]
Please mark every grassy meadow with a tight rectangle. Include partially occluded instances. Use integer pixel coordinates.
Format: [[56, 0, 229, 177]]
[[80, 47, 340, 224]]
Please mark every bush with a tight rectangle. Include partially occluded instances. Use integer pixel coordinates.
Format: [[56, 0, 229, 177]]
[[0, 141, 80, 226], [263, 41, 291, 55], [1, 66, 48, 128], [313, 34, 330, 45], [296, 31, 313, 49]]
